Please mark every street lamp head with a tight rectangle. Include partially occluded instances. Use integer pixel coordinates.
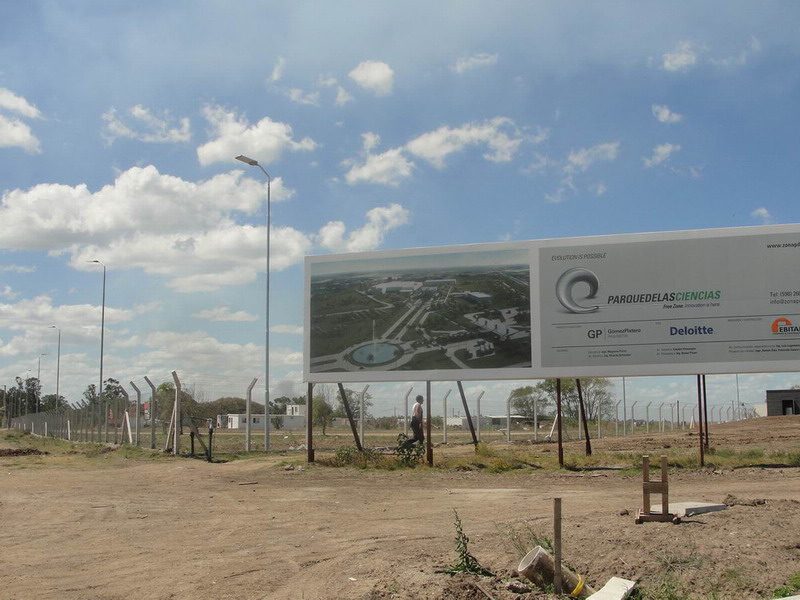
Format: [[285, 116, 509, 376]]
[[235, 154, 259, 166]]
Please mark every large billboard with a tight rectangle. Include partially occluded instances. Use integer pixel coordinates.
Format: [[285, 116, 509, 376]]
[[304, 224, 800, 382]]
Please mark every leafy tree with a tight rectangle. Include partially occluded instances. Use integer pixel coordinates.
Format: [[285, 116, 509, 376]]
[[41, 394, 67, 412], [24, 377, 42, 413], [510, 385, 552, 418], [333, 387, 373, 420], [83, 384, 99, 406], [521, 378, 614, 421], [270, 396, 292, 414], [313, 396, 334, 435], [271, 415, 284, 430], [573, 378, 615, 421]]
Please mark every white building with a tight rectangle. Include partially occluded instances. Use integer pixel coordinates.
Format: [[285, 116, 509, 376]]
[[227, 414, 306, 431]]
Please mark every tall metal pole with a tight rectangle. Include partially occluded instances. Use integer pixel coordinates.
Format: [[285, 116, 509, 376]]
[[235, 155, 271, 452], [89, 260, 107, 442], [36, 353, 47, 413]]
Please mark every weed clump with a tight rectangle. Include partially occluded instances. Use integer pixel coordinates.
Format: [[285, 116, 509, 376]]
[[441, 510, 493, 577]]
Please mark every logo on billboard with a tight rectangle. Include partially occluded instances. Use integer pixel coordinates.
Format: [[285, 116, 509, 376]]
[[555, 267, 600, 314], [772, 317, 800, 334]]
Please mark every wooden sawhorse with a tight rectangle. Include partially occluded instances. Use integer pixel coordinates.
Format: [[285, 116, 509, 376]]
[[635, 455, 681, 524]]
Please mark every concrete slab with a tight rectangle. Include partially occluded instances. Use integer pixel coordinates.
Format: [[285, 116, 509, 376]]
[[650, 501, 727, 518], [587, 577, 637, 600]]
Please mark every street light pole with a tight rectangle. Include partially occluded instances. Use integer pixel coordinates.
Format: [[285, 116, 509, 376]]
[[89, 260, 107, 442], [235, 154, 272, 451], [36, 353, 47, 413], [49, 326, 61, 410]]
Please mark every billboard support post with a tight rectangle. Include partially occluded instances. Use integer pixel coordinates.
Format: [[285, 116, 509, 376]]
[[337, 383, 363, 452], [696, 375, 705, 466], [702, 375, 710, 449], [556, 378, 564, 468], [442, 389, 451, 444], [456, 381, 478, 446], [475, 391, 484, 442], [576, 379, 591, 456], [306, 383, 314, 463], [426, 381, 432, 467]]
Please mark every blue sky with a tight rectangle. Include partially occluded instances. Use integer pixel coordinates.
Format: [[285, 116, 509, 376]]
[[2, 1, 800, 416]]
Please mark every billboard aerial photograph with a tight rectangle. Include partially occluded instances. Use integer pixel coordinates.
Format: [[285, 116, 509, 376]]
[[307, 247, 532, 378]]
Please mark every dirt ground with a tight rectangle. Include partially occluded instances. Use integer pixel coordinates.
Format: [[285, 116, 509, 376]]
[[1, 417, 799, 600]]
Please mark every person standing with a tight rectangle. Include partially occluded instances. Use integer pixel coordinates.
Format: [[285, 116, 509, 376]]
[[403, 394, 425, 448]]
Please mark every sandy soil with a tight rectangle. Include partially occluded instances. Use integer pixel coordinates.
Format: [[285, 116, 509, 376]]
[[1, 417, 799, 600]]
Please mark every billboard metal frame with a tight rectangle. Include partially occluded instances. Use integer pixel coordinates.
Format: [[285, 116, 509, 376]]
[[304, 223, 800, 383]]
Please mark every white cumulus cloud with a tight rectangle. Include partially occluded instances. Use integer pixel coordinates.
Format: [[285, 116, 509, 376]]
[[102, 105, 191, 144], [643, 143, 681, 168], [270, 56, 286, 83], [663, 41, 698, 72], [192, 306, 259, 322], [287, 88, 320, 106], [343, 148, 414, 186], [565, 142, 620, 173], [451, 53, 498, 74], [406, 117, 523, 169], [0, 88, 42, 118], [271, 324, 303, 335], [0, 114, 41, 154], [317, 203, 410, 252], [751, 207, 772, 224], [652, 104, 683, 124], [196, 105, 317, 166], [348, 60, 394, 96]]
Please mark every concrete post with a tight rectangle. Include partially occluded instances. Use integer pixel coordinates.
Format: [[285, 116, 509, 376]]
[[403, 387, 413, 437], [622, 377, 627, 436], [359, 385, 369, 446], [630, 401, 638, 433], [120, 387, 129, 444], [659, 403, 664, 432], [614, 400, 622, 436], [144, 376, 157, 450], [245, 377, 257, 452], [130, 381, 141, 446], [646, 402, 652, 433], [669, 403, 675, 430], [681, 404, 688, 429], [171, 371, 181, 456], [506, 391, 512, 443]]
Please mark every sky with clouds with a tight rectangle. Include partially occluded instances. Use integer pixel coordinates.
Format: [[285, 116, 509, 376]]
[[2, 1, 800, 416]]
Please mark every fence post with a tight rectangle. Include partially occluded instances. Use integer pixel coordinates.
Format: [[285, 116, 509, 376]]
[[144, 377, 157, 449], [403, 387, 413, 437], [130, 381, 141, 446], [359, 385, 369, 447], [171, 371, 181, 456], [506, 391, 511, 443], [245, 378, 257, 452], [120, 387, 129, 444]]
